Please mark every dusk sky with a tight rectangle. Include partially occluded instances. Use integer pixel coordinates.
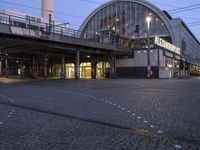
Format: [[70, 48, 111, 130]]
[[0, 0, 200, 40]]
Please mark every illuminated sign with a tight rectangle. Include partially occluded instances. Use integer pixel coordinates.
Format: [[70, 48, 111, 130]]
[[154, 36, 181, 55]]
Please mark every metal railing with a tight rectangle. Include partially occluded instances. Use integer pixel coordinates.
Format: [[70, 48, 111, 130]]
[[0, 13, 104, 44]]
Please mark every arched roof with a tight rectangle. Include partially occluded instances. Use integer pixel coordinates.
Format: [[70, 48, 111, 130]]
[[79, 0, 175, 44]]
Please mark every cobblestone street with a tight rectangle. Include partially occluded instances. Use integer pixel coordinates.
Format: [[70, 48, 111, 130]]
[[0, 78, 200, 150]]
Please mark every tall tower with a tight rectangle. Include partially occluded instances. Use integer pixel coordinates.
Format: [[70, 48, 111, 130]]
[[42, 0, 54, 20]]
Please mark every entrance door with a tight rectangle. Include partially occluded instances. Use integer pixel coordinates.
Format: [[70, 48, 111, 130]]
[[80, 62, 91, 79], [165, 58, 173, 78], [96, 61, 110, 79], [66, 63, 75, 78]]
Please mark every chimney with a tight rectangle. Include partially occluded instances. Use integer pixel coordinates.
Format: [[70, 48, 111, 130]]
[[42, 0, 54, 20]]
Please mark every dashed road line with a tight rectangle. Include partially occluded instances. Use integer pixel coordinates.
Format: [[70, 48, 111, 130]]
[[132, 113, 136, 116], [150, 125, 155, 128], [175, 144, 182, 149], [157, 131, 163, 134], [28, 87, 168, 141], [0, 94, 15, 104]]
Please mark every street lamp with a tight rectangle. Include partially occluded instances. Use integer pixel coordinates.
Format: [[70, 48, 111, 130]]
[[146, 16, 152, 78]]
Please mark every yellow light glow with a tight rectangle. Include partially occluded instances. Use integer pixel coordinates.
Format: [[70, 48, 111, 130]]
[[146, 16, 152, 23]]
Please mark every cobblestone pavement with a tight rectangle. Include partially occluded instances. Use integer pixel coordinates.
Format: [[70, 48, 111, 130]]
[[0, 78, 200, 150]]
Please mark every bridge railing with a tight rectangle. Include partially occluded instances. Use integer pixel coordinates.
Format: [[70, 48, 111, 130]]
[[0, 12, 111, 46]]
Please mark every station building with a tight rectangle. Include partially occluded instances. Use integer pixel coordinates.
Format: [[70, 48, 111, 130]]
[[0, 0, 200, 79], [79, 0, 200, 78]]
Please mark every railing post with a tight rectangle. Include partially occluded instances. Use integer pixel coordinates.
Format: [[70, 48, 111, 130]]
[[52, 21, 55, 39], [29, 19, 31, 36], [74, 30, 76, 38], [46, 23, 48, 38], [61, 27, 63, 40], [8, 15, 11, 25]]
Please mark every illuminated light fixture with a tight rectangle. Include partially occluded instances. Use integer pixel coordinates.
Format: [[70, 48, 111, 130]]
[[146, 16, 152, 23], [112, 27, 116, 31], [16, 60, 19, 63], [116, 18, 119, 22], [167, 64, 173, 68], [150, 50, 153, 53], [86, 55, 91, 58], [95, 32, 98, 35], [149, 13, 152, 16], [143, 50, 147, 53], [162, 23, 164, 26], [156, 18, 159, 21]]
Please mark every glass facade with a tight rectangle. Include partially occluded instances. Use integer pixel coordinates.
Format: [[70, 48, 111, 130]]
[[81, 1, 171, 49]]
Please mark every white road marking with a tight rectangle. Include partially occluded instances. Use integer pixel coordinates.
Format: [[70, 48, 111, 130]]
[[150, 125, 155, 128], [144, 121, 148, 123], [132, 113, 136, 116], [127, 110, 131, 113], [175, 145, 182, 149], [157, 131, 163, 134], [122, 108, 126, 111], [8, 112, 13, 115], [0, 95, 15, 103]]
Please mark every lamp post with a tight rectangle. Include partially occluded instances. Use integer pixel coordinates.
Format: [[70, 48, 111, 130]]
[[146, 16, 152, 78]]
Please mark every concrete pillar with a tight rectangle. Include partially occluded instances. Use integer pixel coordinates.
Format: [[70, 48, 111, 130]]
[[50, 64, 53, 77], [75, 50, 80, 80], [157, 49, 160, 78], [60, 54, 66, 79], [44, 53, 48, 79], [31, 55, 37, 78], [0, 59, 2, 76], [91, 60, 96, 79], [20, 60, 24, 78], [110, 55, 116, 78], [5, 58, 8, 77]]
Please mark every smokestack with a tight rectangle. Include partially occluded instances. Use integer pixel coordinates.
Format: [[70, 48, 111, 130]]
[[42, 0, 54, 20]]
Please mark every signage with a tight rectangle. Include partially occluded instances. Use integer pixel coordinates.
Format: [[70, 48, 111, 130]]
[[155, 36, 181, 55], [11, 26, 42, 37]]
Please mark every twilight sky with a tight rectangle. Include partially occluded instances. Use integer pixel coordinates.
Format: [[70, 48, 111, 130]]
[[0, 0, 200, 40]]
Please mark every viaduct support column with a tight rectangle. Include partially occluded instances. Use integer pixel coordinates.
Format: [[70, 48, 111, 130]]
[[44, 53, 48, 79], [75, 50, 80, 80], [5, 56, 8, 77], [31, 55, 37, 78], [91, 60, 97, 79], [0, 59, 2, 76], [60, 54, 66, 79], [20, 60, 24, 78], [110, 55, 116, 78]]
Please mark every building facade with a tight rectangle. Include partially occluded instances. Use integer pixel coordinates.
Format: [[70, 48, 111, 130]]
[[80, 0, 200, 78]]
